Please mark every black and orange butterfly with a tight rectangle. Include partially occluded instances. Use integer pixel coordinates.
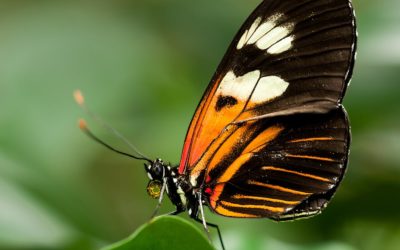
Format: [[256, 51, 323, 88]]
[[78, 0, 357, 249]]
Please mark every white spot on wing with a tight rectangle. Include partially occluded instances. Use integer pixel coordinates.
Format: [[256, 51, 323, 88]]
[[147, 173, 153, 180], [267, 36, 294, 54], [256, 24, 293, 50], [237, 14, 286, 50], [237, 30, 248, 50], [237, 17, 262, 50], [247, 21, 275, 45], [217, 70, 261, 101], [245, 17, 262, 43], [251, 76, 289, 103]]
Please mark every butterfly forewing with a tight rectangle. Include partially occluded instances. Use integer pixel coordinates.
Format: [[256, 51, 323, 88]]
[[178, 0, 356, 219], [178, 0, 356, 176]]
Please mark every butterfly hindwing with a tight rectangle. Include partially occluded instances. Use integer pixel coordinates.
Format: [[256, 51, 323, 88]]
[[206, 107, 350, 218], [178, 0, 356, 176]]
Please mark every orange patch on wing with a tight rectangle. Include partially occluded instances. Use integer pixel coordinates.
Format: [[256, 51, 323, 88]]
[[188, 99, 246, 167], [178, 101, 204, 173], [289, 137, 334, 143], [179, 75, 223, 173], [205, 124, 253, 173], [286, 154, 336, 162], [244, 126, 284, 153], [180, 74, 284, 175], [232, 194, 300, 205], [189, 124, 239, 182], [248, 180, 312, 195], [215, 204, 260, 218], [216, 153, 253, 183], [214, 126, 284, 184], [235, 102, 266, 121], [220, 201, 285, 213], [209, 183, 224, 208], [262, 166, 331, 182]]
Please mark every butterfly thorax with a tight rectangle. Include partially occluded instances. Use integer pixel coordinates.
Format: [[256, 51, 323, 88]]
[[144, 159, 200, 218]]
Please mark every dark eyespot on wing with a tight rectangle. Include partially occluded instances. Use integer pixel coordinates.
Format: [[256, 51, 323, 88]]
[[216, 95, 238, 111]]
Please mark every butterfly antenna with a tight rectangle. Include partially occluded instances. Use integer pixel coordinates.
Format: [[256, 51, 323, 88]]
[[78, 119, 151, 162], [74, 90, 152, 163]]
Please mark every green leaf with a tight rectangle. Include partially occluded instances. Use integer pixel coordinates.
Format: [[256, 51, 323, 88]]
[[102, 216, 215, 250]]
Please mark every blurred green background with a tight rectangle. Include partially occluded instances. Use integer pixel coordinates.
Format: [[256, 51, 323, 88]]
[[1, 0, 399, 249]]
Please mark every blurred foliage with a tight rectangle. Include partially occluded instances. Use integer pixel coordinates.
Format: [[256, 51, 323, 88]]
[[102, 216, 213, 250], [0, 0, 399, 249]]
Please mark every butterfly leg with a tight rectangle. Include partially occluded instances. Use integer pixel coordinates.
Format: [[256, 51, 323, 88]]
[[149, 207, 184, 219], [150, 177, 167, 219], [194, 217, 225, 250], [197, 191, 209, 233], [168, 207, 184, 216], [195, 192, 225, 250]]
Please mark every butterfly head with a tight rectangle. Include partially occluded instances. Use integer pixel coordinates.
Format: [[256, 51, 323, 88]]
[[145, 158, 166, 180]]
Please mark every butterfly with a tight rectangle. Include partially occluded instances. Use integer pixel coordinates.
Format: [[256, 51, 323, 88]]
[[77, 0, 357, 249]]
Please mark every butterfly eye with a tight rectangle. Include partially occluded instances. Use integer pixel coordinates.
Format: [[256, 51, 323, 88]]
[[147, 180, 162, 199]]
